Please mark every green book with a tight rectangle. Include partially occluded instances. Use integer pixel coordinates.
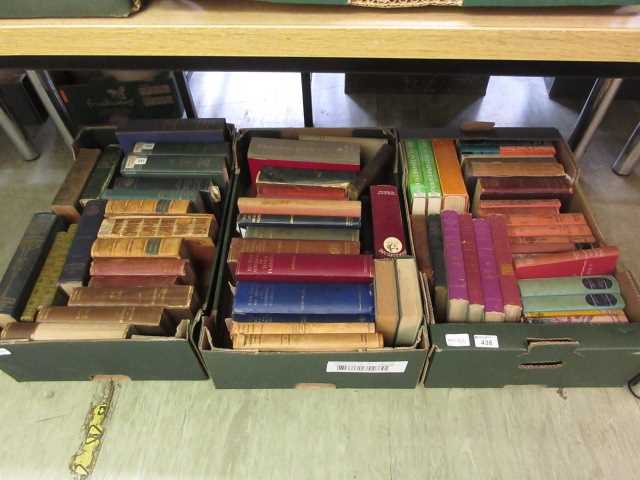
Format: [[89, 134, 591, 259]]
[[131, 142, 230, 157], [415, 139, 442, 215], [121, 153, 229, 189], [403, 139, 428, 215], [522, 293, 626, 315], [243, 226, 359, 242], [79, 146, 122, 207], [519, 275, 620, 298]]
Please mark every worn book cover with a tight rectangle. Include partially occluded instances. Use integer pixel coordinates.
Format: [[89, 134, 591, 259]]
[[298, 135, 387, 163], [229, 320, 375, 335], [374, 258, 400, 346], [89, 276, 180, 288], [465, 160, 565, 179], [105, 199, 193, 216], [475, 199, 561, 218], [232, 332, 383, 352], [91, 237, 187, 259], [51, 149, 101, 223], [347, 143, 396, 200], [98, 214, 217, 243], [474, 218, 506, 322], [238, 197, 361, 218], [79, 146, 122, 207], [256, 166, 355, 200], [410, 215, 432, 280], [473, 177, 574, 213], [514, 246, 619, 279], [90, 258, 195, 284], [427, 215, 447, 319], [1, 322, 130, 342], [459, 214, 485, 322], [371, 185, 407, 258], [236, 214, 361, 230]]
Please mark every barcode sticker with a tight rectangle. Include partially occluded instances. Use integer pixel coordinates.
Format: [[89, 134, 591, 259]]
[[326, 361, 408, 374], [133, 142, 155, 153], [445, 333, 470, 347], [474, 335, 499, 349], [0, 348, 11, 356]]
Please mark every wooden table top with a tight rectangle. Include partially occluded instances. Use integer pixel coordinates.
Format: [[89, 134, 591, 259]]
[[1, 0, 639, 62]]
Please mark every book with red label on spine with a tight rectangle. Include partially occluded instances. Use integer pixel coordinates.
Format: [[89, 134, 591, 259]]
[[514, 246, 619, 279]]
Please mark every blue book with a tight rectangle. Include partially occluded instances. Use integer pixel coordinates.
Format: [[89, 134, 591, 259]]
[[233, 281, 374, 322]]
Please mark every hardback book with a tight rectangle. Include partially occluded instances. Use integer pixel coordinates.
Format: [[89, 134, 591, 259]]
[[415, 139, 442, 215], [91, 238, 188, 259], [105, 199, 193, 216], [79, 146, 122, 207], [229, 320, 375, 335], [120, 153, 229, 189], [232, 332, 384, 352], [505, 213, 587, 227], [237, 197, 361, 218], [68, 285, 199, 319], [508, 224, 594, 242], [89, 276, 180, 288], [464, 159, 566, 180], [247, 137, 361, 183], [458, 141, 555, 157], [298, 135, 387, 163], [518, 275, 620, 297], [474, 199, 561, 218], [499, 145, 557, 157], [37, 305, 173, 336], [131, 142, 229, 157], [370, 185, 407, 258], [115, 118, 227, 154], [255, 167, 355, 200], [0, 213, 63, 326], [90, 258, 195, 284], [51, 149, 101, 223], [410, 215, 433, 280], [514, 246, 619, 279], [395, 257, 424, 346], [527, 313, 629, 324], [98, 215, 217, 246], [427, 215, 447, 319], [232, 282, 375, 322], [472, 177, 574, 212], [227, 238, 361, 275], [374, 258, 400, 346], [1, 322, 130, 342], [236, 214, 361, 231], [21, 226, 77, 322], [58, 200, 106, 296], [242, 226, 359, 242], [487, 215, 523, 322], [236, 253, 374, 283], [459, 214, 485, 322], [525, 308, 626, 319], [432, 139, 469, 213], [403, 139, 428, 215], [474, 218, 506, 322], [347, 143, 396, 200], [441, 211, 469, 322], [509, 238, 577, 254], [522, 293, 626, 316]]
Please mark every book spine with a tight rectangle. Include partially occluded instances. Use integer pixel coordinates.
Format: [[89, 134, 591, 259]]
[[51, 149, 101, 223], [514, 247, 619, 279], [410, 215, 433, 280], [256, 165, 355, 187], [0, 213, 63, 324], [90, 258, 192, 278], [518, 275, 620, 297], [237, 197, 361, 218], [473, 218, 505, 322], [233, 313, 373, 323], [243, 226, 358, 242], [232, 333, 384, 352], [132, 142, 228, 157], [121, 154, 229, 188], [459, 214, 485, 321], [90, 238, 186, 259], [374, 258, 399, 346], [427, 215, 447, 319], [249, 158, 360, 184], [522, 292, 625, 314], [98, 215, 216, 241], [105, 199, 193, 216], [441, 211, 468, 322], [58, 200, 106, 295], [347, 143, 395, 200], [233, 281, 374, 317], [499, 145, 556, 156], [403, 140, 428, 215], [395, 257, 424, 347], [230, 321, 375, 335], [1, 322, 130, 341], [79, 146, 122, 206], [527, 313, 628, 324], [508, 224, 593, 239], [371, 185, 407, 258], [509, 241, 577, 255], [115, 119, 226, 153], [89, 276, 180, 288], [256, 183, 348, 200], [432, 139, 468, 214], [236, 214, 361, 230], [487, 214, 522, 322], [524, 309, 626, 319], [505, 213, 586, 227], [417, 139, 443, 215]]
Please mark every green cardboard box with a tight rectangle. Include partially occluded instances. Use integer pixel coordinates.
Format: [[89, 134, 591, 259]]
[[400, 127, 640, 388], [0, 122, 236, 382], [0, 0, 142, 18], [258, 0, 640, 7], [197, 127, 430, 389]]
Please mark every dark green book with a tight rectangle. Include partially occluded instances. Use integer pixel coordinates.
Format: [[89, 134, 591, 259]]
[[0, 213, 63, 325], [427, 215, 447, 321], [237, 214, 361, 230], [120, 153, 229, 189], [243, 226, 360, 242], [518, 275, 620, 298], [58, 200, 106, 296], [131, 142, 230, 157], [79, 146, 122, 207]]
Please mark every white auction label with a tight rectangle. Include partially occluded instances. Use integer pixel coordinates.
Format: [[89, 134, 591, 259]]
[[0, 348, 12, 356], [445, 333, 470, 347], [133, 142, 155, 153], [326, 361, 408, 374], [474, 335, 500, 349], [134, 156, 148, 166]]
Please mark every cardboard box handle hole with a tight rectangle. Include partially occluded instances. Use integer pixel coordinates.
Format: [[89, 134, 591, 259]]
[[519, 361, 564, 370]]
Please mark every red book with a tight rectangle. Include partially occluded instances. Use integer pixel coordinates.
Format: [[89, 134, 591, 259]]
[[514, 246, 619, 279], [499, 145, 557, 157], [236, 253, 374, 283], [459, 214, 484, 321], [88, 276, 181, 288], [90, 258, 195, 284], [370, 185, 407, 259], [487, 215, 523, 322]]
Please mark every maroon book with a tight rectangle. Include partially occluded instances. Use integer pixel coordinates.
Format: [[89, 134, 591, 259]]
[[89, 276, 181, 288], [89, 258, 195, 284], [459, 214, 485, 321], [370, 185, 407, 258], [236, 253, 374, 283]]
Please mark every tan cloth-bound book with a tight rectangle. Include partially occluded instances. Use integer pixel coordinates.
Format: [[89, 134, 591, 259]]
[[232, 333, 384, 352], [105, 199, 193, 217], [373, 258, 399, 346], [1, 322, 130, 342], [229, 320, 375, 336], [394, 257, 424, 347]]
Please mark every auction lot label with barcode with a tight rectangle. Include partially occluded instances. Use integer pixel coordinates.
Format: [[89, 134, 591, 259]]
[[326, 361, 408, 374]]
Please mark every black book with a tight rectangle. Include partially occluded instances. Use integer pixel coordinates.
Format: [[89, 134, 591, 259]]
[[236, 214, 361, 231], [58, 200, 106, 296], [427, 215, 448, 321], [79, 146, 122, 207], [0, 213, 63, 325]]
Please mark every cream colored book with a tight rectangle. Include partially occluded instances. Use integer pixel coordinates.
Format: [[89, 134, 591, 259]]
[[394, 257, 424, 347]]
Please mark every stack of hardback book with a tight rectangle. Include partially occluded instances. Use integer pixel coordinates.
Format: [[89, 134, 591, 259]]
[[227, 135, 424, 351]]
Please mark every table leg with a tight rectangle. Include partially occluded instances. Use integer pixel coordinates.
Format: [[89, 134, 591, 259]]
[[301, 72, 313, 127], [0, 99, 38, 161], [612, 121, 640, 176], [174, 71, 198, 119]]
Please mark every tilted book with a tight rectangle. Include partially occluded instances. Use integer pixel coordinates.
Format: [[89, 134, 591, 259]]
[[441, 211, 469, 322], [79, 146, 122, 207], [474, 218, 505, 322], [410, 215, 432, 280]]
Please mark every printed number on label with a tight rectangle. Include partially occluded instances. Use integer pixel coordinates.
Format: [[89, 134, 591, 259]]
[[473, 335, 499, 349]]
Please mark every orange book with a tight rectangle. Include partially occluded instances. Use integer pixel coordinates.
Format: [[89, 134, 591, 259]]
[[509, 238, 576, 254], [499, 145, 557, 157], [467, 160, 566, 178], [432, 139, 468, 213], [508, 224, 593, 239], [475, 199, 561, 218], [504, 213, 587, 227], [237, 197, 361, 218]]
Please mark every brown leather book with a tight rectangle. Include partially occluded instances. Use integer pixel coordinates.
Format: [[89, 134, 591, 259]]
[[67, 286, 199, 320], [98, 214, 217, 243], [374, 258, 400, 346], [1, 321, 130, 341], [229, 320, 375, 336], [51, 149, 101, 223], [37, 306, 173, 335], [91, 238, 188, 259], [90, 258, 195, 284], [89, 276, 180, 288], [232, 333, 384, 352], [105, 199, 193, 216], [237, 197, 361, 218], [410, 215, 433, 280], [472, 177, 574, 214], [466, 160, 566, 179]]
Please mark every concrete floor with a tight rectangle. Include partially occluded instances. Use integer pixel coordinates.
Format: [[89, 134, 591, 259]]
[[1, 74, 640, 479]]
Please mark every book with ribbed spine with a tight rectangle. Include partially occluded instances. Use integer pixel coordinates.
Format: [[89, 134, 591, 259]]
[[91, 238, 187, 259], [236, 253, 373, 283], [256, 166, 354, 200], [403, 139, 428, 215], [89, 276, 180, 288], [0, 213, 63, 326], [98, 215, 217, 244], [79, 146, 122, 207], [459, 214, 484, 322], [522, 293, 626, 316], [229, 320, 375, 335], [236, 214, 361, 231], [427, 215, 447, 319], [105, 199, 193, 216], [441, 211, 468, 322], [242, 226, 359, 242], [514, 247, 619, 279], [232, 332, 383, 352], [518, 275, 620, 298], [371, 185, 407, 258], [487, 215, 522, 322], [90, 258, 195, 284], [21, 225, 78, 321], [474, 218, 505, 322], [51, 149, 101, 223], [238, 197, 361, 218]]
